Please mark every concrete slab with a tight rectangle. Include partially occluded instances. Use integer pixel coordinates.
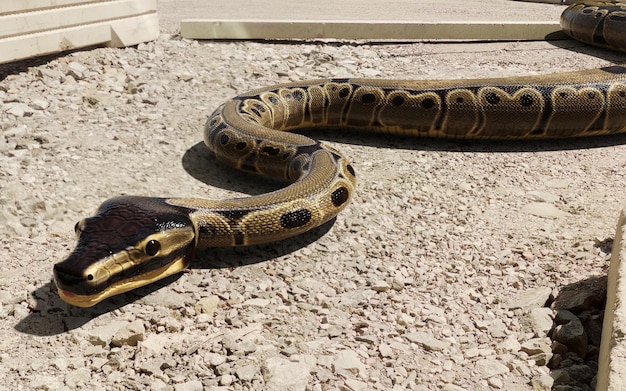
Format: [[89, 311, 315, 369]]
[[0, 0, 158, 64], [597, 208, 626, 391], [180, 20, 564, 41], [158, 0, 565, 34]]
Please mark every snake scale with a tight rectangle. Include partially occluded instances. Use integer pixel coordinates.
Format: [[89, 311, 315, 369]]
[[54, 1, 626, 307]]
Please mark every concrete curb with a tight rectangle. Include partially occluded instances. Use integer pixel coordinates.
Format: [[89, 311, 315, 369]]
[[597, 208, 626, 391]]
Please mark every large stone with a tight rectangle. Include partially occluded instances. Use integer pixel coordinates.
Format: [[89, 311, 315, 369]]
[[530, 373, 554, 390], [236, 364, 258, 382], [552, 316, 588, 357], [507, 287, 552, 311], [520, 338, 552, 356], [112, 320, 145, 347], [86, 321, 129, 346], [332, 349, 366, 376], [404, 331, 449, 352], [521, 202, 569, 218], [173, 380, 203, 391], [554, 289, 604, 314], [551, 365, 594, 386], [474, 358, 509, 379], [263, 357, 311, 391], [525, 307, 554, 337], [195, 295, 220, 315]]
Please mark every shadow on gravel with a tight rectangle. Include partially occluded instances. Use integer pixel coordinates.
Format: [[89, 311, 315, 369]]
[[17, 126, 626, 337], [544, 33, 626, 65], [15, 219, 335, 336], [295, 129, 626, 153], [184, 133, 626, 179], [15, 274, 181, 336], [548, 275, 608, 390], [0, 45, 101, 81]]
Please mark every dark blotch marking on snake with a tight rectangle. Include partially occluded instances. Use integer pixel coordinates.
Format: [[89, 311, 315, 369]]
[[391, 95, 405, 106], [520, 94, 535, 107], [485, 92, 501, 105], [421, 98, 435, 109], [361, 93, 376, 104], [199, 224, 216, 239], [331, 187, 350, 207], [262, 146, 281, 156], [280, 209, 312, 229]]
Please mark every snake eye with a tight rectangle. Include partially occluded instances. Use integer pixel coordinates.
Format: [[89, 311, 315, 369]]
[[74, 221, 83, 238], [145, 240, 160, 256]]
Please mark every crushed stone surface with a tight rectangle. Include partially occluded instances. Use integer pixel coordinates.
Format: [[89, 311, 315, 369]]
[[1, 18, 626, 391]]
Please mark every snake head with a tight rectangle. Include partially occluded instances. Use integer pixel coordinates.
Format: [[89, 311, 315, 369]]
[[53, 196, 197, 307]]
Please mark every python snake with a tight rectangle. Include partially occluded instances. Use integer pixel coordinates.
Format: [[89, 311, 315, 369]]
[[54, 1, 626, 307]]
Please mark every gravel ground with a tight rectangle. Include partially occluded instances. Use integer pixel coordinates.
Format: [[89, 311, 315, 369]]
[[1, 18, 626, 391]]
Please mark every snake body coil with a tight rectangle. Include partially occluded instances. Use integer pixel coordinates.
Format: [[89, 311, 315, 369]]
[[54, 1, 626, 307]]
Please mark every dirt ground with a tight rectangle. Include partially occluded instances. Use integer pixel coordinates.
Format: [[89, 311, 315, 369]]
[[1, 1, 625, 390]]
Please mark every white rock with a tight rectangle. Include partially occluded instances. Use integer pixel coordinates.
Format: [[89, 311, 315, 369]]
[[497, 335, 521, 353], [530, 373, 554, 390], [263, 357, 311, 391], [243, 298, 270, 307], [64, 368, 91, 387], [220, 374, 233, 386], [205, 352, 226, 367], [112, 320, 145, 346], [520, 338, 552, 355], [526, 307, 554, 337], [521, 202, 569, 218], [149, 379, 169, 390], [488, 376, 503, 389], [371, 280, 391, 292], [87, 321, 129, 346], [67, 61, 88, 79], [30, 98, 50, 110], [332, 349, 366, 376], [173, 380, 203, 391], [141, 290, 189, 308], [236, 364, 258, 381], [30, 375, 63, 390], [195, 295, 220, 314], [379, 343, 393, 357], [344, 378, 368, 391], [141, 334, 170, 357], [526, 191, 559, 203], [441, 385, 469, 391], [5, 102, 33, 117], [474, 358, 509, 379], [507, 287, 552, 310], [404, 331, 449, 352]]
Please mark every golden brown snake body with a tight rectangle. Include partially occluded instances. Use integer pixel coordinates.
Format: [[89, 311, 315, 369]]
[[54, 1, 626, 307]]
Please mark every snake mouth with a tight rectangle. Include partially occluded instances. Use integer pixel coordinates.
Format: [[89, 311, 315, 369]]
[[54, 255, 189, 307]]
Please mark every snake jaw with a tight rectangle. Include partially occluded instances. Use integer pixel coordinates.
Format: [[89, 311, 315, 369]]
[[55, 253, 191, 307], [53, 196, 196, 307]]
